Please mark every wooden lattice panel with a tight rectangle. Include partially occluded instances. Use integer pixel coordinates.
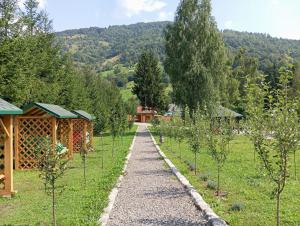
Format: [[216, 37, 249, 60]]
[[16, 118, 52, 169], [0, 126, 5, 190], [57, 119, 69, 148], [73, 119, 85, 153]]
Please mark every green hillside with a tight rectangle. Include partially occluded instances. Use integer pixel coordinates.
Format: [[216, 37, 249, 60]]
[[56, 21, 300, 73]]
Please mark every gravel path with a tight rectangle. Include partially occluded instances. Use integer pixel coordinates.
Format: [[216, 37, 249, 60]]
[[106, 124, 207, 226]]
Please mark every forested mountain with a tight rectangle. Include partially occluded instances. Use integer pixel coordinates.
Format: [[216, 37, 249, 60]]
[[56, 22, 168, 72], [56, 21, 300, 72]]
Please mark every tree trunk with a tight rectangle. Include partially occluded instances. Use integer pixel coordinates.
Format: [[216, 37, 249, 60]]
[[112, 138, 115, 157], [83, 155, 86, 186], [294, 151, 297, 179], [52, 181, 56, 226], [276, 191, 280, 226], [101, 135, 104, 169], [179, 142, 181, 160], [217, 166, 220, 196], [194, 152, 197, 175]]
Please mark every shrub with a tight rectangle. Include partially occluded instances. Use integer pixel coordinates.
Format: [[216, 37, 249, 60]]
[[199, 172, 210, 181], [207, 180, 217, 190], [229, 202, 245, 211], [185, 160, 195, 172]]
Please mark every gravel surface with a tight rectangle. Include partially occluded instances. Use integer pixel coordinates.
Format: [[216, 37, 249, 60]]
[[106, 125, 207, 226]]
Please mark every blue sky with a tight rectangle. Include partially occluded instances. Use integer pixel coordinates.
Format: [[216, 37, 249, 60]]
[[32, 0, 300, 40]]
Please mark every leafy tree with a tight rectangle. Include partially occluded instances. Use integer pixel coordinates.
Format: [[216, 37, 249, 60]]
[[80, 145, 88, 186], [189, 107, 205, 175], [173, 117, 185, 159], [36, 140, 69, 226], [164, 0, 227, 111], [246, 66, 300, 226], [109, 97, 127, 157], [207, 115, 234, 196], [132, 50, 166, 110]]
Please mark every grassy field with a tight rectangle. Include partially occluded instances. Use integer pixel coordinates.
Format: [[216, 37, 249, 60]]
[[151, 130, 300, 226], [0, 127, 136, 225]]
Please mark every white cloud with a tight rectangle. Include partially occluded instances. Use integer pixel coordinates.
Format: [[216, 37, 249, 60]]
[[269, 0, 280, 7], [18, 0, 47, 9], [224, 20, 233, 29], [158, 11, 172, 21], [119, 0, 167, 17]]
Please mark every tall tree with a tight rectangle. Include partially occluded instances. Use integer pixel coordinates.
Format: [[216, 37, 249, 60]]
[[0, 0, 18, 40], [21, 0, 52, 35], [132, 50, 166, 110], [165, 0, 227, 112], [230, 48, 260, 112]]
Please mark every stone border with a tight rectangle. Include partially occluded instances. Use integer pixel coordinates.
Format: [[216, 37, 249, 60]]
[[98, 128, 138, 226], [147, 127, 227, 226]]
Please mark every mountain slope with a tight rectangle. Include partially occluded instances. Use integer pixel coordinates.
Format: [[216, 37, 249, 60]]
[[56, 21, 300, 72], [56, 22, 169, 72]]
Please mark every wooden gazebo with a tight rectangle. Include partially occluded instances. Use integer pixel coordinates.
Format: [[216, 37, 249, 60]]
[[72, 110, 94, 153], [15, 103, 77, 170], [0, 99, 22, 197]]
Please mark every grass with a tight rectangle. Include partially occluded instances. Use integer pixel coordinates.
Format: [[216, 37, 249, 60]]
[[120, 81, 136, 101], [0, 126, 137, 225], [151, 130, 300, 226]]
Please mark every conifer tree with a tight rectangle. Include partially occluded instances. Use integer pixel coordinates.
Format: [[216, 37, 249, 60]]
[[132, 50, 166, 110]]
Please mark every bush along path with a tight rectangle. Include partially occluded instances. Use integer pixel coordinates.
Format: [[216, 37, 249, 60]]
[[105, 124, 209, 226]]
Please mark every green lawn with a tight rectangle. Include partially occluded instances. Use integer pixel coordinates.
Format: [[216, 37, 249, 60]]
[[0, 126, 136, 225], [151, 130, 300, 226]]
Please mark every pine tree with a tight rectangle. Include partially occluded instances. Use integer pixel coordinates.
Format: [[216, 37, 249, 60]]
[[0, 0, 18, 40], [165, 0, 227, 112], [132, 50, 166, 110]]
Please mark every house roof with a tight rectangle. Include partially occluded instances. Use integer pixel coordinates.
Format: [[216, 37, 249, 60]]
[[72, 110, 95, 121], [213, 106, 243, 118], [24, 103, 77, 119], [0, 98, 23, 115]]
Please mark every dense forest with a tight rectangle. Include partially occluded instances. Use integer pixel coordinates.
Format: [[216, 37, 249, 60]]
[[56, 22, 300, 74], [0, 0, 134, 133]]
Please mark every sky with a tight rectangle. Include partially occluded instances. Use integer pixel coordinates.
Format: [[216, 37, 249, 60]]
[[30, 0, 300, 40]]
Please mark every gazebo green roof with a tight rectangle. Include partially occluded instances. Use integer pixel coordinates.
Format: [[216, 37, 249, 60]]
[[0, 98, 23, 115], [214, 106, 243, 118], [72, 110, 95, 121], [24, 103, 77, 119]]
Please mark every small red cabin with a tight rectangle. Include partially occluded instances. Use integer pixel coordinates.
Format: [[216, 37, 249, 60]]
[[135, 106, 156, 123]]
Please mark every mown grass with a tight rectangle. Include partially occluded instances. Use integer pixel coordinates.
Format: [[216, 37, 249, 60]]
[[151, 130, 300, 226], [0, 126, 136, 225]]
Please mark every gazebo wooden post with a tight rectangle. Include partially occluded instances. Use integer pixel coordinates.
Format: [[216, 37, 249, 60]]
[[1, 115, 14, 196], [52, 117, 57, 151], [68, 119, 73, 159], [14, 118, 19, 170], [83, 121, 87, 150]]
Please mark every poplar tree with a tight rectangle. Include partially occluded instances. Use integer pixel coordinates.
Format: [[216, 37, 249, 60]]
[[165, 0, 227, 111]]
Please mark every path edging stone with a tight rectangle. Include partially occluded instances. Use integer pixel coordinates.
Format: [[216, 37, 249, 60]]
[[98, 128, 138, 226], [147, 126, 227, 226]]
